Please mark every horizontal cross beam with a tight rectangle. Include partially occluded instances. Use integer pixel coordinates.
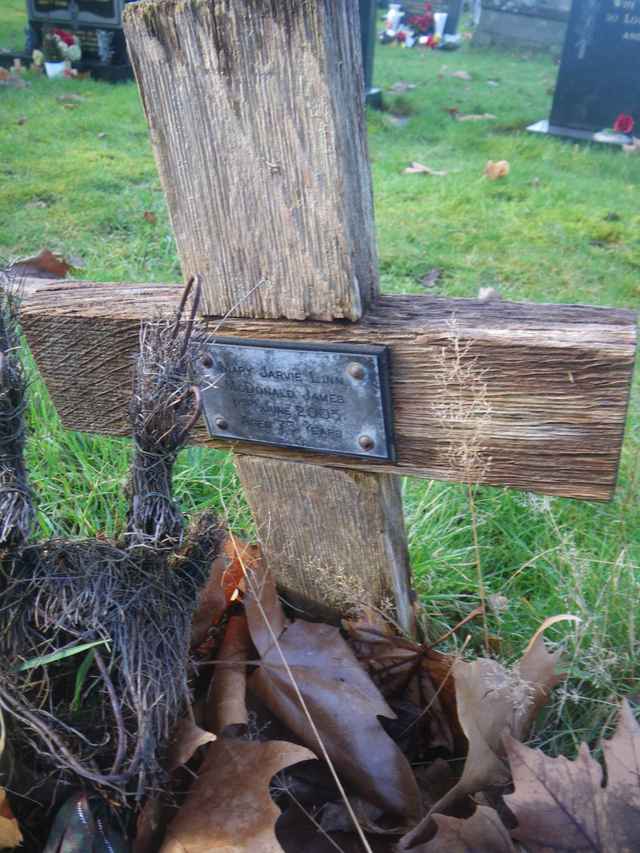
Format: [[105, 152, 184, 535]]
[[22, 278, 636, 501]]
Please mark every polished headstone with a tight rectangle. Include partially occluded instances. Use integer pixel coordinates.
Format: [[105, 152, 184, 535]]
[[550, 0, 640, 133]]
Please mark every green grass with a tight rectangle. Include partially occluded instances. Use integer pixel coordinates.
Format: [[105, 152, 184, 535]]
[[1, 3, 638, 752]]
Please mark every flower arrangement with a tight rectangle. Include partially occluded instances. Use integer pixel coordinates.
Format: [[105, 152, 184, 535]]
[[380, 3, 441, 49], [33, 28, 81, 67], [409, 3, 435, 34], [613, 113, 634, 135]]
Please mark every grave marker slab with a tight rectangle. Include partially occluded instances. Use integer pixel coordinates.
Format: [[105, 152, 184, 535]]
[[529, 0, 640, 142], [474, 0, 570, 52]]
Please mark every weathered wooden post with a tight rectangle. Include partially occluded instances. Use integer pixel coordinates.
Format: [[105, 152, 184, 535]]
[[128, 0, 416, 633], [20, 0, 637, 640]]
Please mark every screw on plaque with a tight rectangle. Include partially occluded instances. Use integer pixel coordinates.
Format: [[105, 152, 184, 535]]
[[347, 362, 365, 380], [215, 416, 229, 431], [358, 434, 375, 451], [201, 353, 214, 369]]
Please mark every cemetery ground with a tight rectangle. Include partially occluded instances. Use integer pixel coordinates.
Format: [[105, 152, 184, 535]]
[[1, 2, 639, 764]]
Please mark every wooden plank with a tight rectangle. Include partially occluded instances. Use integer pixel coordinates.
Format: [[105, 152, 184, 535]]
[[126, 0, 415, 634], [235, 457, 415, 634], [123, 0, 378, 322], [21, 279, 637, 501]]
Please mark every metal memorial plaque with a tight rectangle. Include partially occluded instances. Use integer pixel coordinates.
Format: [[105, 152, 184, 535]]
[[200, 339, 395, 461]]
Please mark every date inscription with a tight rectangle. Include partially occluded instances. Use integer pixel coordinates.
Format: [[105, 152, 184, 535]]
[[200, 339, 395, 460]]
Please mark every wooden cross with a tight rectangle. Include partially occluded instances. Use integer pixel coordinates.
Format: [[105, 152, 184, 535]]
[[21, 1, 636, 638]]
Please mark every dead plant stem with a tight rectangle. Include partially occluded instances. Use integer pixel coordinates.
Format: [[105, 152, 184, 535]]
[[467, 484, 489, 654]]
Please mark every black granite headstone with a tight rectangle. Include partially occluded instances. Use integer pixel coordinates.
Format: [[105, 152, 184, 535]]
[[444, 0, 465, 35], [549, 0, 640, 133], [359, 0, 383, 108]]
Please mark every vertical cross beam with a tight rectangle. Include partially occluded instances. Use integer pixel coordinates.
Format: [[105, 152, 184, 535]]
[[124, 0, 416, 634]]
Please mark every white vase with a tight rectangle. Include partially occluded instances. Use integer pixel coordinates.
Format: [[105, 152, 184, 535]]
[[44, 61, 65, 79], [434, 13, 448, 39]]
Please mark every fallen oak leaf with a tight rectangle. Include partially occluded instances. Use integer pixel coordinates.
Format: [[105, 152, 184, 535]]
[[505, 699, 640, 853], [344, 607, 459, 753], [456, 113, 496, 122], [453, 615, 579, 794], [403, 162, 447, 176], [143, 211, 157, 225], [205, 612, 252, 735], [56, 94, 85, 104], [451, 70, 472, 80], [167, 715, 216, 771], [244, 565, 421, 820], [159, 739, 315, 853], [0, 789, 21, 848], [11, 248, 74, 279], [399, 615, 579, 849], [484, 160, 510, 180], [134, 712, 218, 851], [0, 709, 20, 849], [189, 525, 244, 650], [411, 806, 515, 852], [389, 81, 417, 93], [515, 614, 578, 724], [240, 541, 285, 655], [250, 617, 422, 820]]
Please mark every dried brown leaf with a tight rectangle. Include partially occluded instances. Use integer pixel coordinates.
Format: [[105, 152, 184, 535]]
[[277, 801, 395, 853], [456, 113, 496, 122], [56, 94, 85, 104], [11, 248, 73, 279], [411, 806, 515, 852], [515, 614, 578, 723], [389, 81, 417, 93], [0, 789, 22, 848], [190, 535, 247, 649], [484, 160, 510, 180], [505, 699, 640, 853], [167, 716, 216, 771], [249, 615, 421, 820], [344, 609, 458, 753], [451, 70, 472, 81], [206, 612, 251, 734], [403, 162, 448, 176], [143, 211, 157, 225], [241, 546, 286, 654], [400, 617, 576, 848], [159, 738, 315, 853]]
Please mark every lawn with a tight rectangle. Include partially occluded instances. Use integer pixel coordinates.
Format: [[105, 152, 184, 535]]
[[0, 1, 638, 753]]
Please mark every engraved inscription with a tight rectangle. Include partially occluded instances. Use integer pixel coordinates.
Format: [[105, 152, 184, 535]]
[[199, 339, 395, 460]]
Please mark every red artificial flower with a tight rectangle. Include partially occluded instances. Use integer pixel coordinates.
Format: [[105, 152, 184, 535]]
[[409, 2, 435, 34], [53, 28, 75, 47], [396, 30, 407, 42], [613, 113, 634, 134]]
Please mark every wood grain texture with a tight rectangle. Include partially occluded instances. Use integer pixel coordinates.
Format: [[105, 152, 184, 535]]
[[123, 0, 378, 322], [21, 279, 637, 501], [235, 456, 416, 634]]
